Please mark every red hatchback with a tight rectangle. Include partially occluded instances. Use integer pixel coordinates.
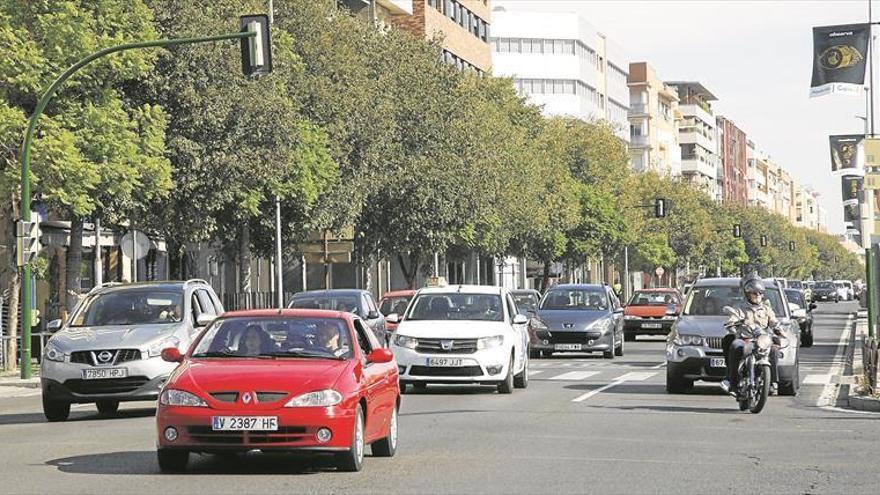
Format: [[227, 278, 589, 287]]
[[155, 309, 400, 472], [378, 290, 416, 333]]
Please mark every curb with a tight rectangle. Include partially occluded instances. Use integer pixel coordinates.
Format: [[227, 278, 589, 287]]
[[849, 394, 880, 412], [846, 314, 880, 411], [0, 377, 40, 389]]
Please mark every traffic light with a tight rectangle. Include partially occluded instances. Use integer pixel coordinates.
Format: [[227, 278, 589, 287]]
[[654, 198, 668, 218], [15, 213, 41, 266], [732, 224, 742, 238], [789, 241, 796, 252], [240, 15, 272, 76], [760, 235, 768, 247]]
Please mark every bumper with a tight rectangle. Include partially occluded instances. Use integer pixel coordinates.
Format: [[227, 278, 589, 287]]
[[623, 318, 675, 335], [529, 330, 613, 353], [813, 293, 837, 301], [157, 405, 355, 452], [40, 356, 176, 403], [393, 345, 512, 383], [666, 344, 726, 382]]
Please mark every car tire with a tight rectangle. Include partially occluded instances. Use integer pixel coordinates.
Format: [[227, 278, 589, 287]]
[[497, 357, 515, 394], [157, 449, 189, 472], [42, 392, 70, 422], [371, 405, 398, 458], [665, 367, 692, 394], [96, 400, 119, 415], [514, 354, 529, 389], [529, 349, 540, 359], [337, 405, 365, 472], [615, 335, 625, 357], [399, 381, 410, 394], [624, 331, 636, 342], [801, 329, 814, 348], [779, 360, 800, 397]]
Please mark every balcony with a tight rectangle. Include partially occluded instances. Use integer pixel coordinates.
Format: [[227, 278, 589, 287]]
[[629, 103, 648, 116], [629, 135, 650, 147]]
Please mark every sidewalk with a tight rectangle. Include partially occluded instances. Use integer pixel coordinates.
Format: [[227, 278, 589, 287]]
[[848, 311, 880, 412], [0, 369, 40, 389]]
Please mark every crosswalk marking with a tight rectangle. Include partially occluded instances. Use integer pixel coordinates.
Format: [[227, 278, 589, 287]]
[[548, 371, 600, 381], [804, 374, 832, 385], [571, 371, 659, 403], [613, 372, 658, 382], [528, 370, 544, 377]]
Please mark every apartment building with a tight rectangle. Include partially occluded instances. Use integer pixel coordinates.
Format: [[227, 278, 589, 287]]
[[627, 62, 682, 176], [716, 116, 748, 205], [794, 185, 824, 232], [667, 81, 719, 198], [746, 141, 771, 210], [490, 4, 630, 141]]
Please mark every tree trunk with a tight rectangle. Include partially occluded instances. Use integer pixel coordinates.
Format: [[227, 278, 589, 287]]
[[541, 259, 551, 293], [238, 223, 251, 309], [398, 252, 421, 289], [65, 216, 84, 313], [3, 199, 20, 371]]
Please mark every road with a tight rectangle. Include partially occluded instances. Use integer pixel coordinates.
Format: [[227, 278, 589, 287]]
[[0, 302, 877, 494]]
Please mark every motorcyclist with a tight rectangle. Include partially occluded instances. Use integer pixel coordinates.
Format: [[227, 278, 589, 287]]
[[720, 274, 781, 396]]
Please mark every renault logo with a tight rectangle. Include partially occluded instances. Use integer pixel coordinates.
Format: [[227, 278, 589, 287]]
[[440, 340, 454, 351], [97, 351, 113, 364], [242, 392, 253, 404]]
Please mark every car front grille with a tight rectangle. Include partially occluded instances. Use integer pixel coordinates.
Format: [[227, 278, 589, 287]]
[[546, 331, 602, 343], [415, 338, 478, 354], [64, 376, 151, 395], [70, 349, 141, 366], [209, 392, 239, 403], [705, 337, 724, 349], [408, 365, 483, 377], [256, 392, 288, 403], [186, 426, 309, 445]]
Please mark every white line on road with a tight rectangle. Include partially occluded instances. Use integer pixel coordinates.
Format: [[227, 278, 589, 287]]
[[804, 374, 833, 385], [528, 370, 544, 377], [548, 371, 599, 381], [571, 372, 658, 402], [816, 314, 853, 408], [651, 362, 667, 369]]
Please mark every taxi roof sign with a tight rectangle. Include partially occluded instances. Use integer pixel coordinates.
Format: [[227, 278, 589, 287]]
[[425, 276, 447, 288]]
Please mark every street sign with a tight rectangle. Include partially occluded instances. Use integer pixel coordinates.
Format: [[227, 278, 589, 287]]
[[298, 241, 355, 254], [760, 235, 768, 247], [655, 266, 665, 277], [654, 198, 668, 218], [240, 15, 272, 76], [303, 252, 352, 265], [306, 227, 354, 242], [732, 224, 742, 238]]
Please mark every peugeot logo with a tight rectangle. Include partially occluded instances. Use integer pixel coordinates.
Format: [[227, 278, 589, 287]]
[[242, 392, 253, 404], [563, 323, 574, 329], [440, 340, 454, 351], [97, 351, 113, 364]]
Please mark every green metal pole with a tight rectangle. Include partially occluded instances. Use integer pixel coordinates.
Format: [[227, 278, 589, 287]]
[[18, 30, 255, 379], [868, 248, 877, 339]]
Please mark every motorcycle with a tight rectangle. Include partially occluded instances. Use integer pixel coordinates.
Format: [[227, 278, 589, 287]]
[[722, 306, 789, 414]]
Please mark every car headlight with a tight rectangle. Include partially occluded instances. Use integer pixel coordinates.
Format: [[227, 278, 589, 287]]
[[148, 336, 181, 358], [285, 389, 343, 407], [477, 335, 504, 350], [159, 389, 207, 407], [673, 334, 704, 346], [394, 334, 418, 349], [43, 342, 65, 362], [586, 319, 611, 332], [529, 318, 548, 331]]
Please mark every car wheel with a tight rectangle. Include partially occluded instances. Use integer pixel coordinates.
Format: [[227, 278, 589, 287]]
[[529, 349, 540, 359], [665, 367, 692, 394], [371, 405, 398, 457], [514, 353, 529, 389], [497, 356, 515, 394], [624, 331, 636, 342], [603, 334, 615, 359], [337, 405, 365, 472], [157, 449, 189, 472], [801, 328, 814, 348], [96, 400, 119, 415], [615, 335, 625, 357], [779, 360, 800, 397], [42, 392, 70, 422]]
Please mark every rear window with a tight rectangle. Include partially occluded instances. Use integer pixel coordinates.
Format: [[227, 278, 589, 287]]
[[290, 295, 359, 314], [379, 296, 412, 316], [815, 282, 835, 289], [628, 291, 680, 306]]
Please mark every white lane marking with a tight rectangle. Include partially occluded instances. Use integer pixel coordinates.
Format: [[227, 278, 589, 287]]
[[817, 314, 853, 408], [804, 374, 833, 385], [71, 404, 91, 409], [651, 362, 667, 369], [548, 371, 600, 381], [571, 372, 658, 402], [528, 370, 544, 377]]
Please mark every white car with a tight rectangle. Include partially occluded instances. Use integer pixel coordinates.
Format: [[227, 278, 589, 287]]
[[833, 280, 854, 301], [388, 285, 530, 394]]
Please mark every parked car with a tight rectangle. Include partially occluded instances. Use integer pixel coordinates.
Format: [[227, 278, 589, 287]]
[[389, 284, 530, 394], [289, 289, 388, 345], [40, 280, 224, 422], [812, 281, 840, 302], [155, 309, 399, 472], [833, 280, 854, 301], [622, 288, 682, 341], [511, 289, 542, 314], [528, 284, 625, 359], [784, 288, 815, 347], [665, 278, 799, 396], [378, 290, 416, 333]]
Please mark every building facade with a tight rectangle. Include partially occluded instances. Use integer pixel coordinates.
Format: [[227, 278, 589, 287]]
[[716, 116, 748, 205], [746, 140, 771, 210], [489, 4, 630, 141], [627, 62, 681, 176], [667, 81, 719, 198], [795, 185, 824, 232]]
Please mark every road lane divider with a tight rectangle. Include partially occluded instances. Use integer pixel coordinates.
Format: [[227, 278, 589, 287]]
[[817, 314, 853, 408], [548, 371, 600, 381], [571, 371, 658, 402]]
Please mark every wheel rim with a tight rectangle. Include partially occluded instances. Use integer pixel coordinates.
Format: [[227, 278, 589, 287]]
[[389, 407, 398, 450], [355, 412, 364, 463]]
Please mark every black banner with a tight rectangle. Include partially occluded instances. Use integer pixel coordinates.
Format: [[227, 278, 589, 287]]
[[844, 202, 861, 223], [811, 23, 870, 97], [830, 135, 864, 173], [841, 175, 862, 206]]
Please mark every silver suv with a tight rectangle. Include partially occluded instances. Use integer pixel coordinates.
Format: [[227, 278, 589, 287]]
[[40, 280, 223, 421]]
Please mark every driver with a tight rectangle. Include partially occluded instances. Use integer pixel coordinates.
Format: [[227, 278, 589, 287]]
[[721, 274, 780, 396]]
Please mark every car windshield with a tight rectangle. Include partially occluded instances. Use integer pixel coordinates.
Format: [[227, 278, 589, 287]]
[[789, 281, 803, 289], [513, 293, 540, 313], [406, 293, 504, 321], [379, 296, 412, 316], [540, 288, 608, 311], [289, 295, 360, 314], [835, 283, 845, 288], [683, 285, 785, 316], [191, 317, 353, 359], [628, 291, 679, 306], [816, 282, 835, 289], [70, 289, 183, 327], [784, 289, 804, 307]]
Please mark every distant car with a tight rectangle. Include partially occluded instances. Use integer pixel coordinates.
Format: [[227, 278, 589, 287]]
[[812, 281, 840, 302], [529, 284, 625, 359], [155, 309, 399, 473], [622, 288, 682, 341], [289, 289, 387, 345], [788, 280, 812, 303], [378, 290, 416, 333], [390, 284, 530, 394], [40, 280, 223, 422], [784, 288, 815, 348], [665, 278, 799, 396], [833, 280, 854, 301], [511, 289, 542, 314]]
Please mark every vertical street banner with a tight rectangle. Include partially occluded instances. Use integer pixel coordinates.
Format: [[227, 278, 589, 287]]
[[841, 175, 862, 206], [830, 135, 865, 175], [811, 23, 870, 97], [844, 201, 861, 223]]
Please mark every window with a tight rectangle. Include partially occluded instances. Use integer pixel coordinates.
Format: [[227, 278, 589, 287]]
[[353, 319, 374, 356], [505, 295, 518, 320], [196, 289, 217, 315], [190, 293, 202, 323]]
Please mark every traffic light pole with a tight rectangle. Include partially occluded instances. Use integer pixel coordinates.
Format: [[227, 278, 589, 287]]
[[17, 30, 257, 379]]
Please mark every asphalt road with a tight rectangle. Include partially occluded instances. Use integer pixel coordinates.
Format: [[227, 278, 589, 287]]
[[1, 301, 877, 494]]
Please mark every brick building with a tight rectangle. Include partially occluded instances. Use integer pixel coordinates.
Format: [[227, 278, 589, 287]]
[[717, 116, 748, 205]]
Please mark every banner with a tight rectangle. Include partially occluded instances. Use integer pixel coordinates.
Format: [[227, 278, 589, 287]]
[[811, 23, 870, 97], [841, 175, 862, 206], [830, 134, 864, 174]]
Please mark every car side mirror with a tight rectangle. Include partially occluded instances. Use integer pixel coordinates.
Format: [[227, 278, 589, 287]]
[[809, 303, 817, 311], [386, 313, 400, 324], [46, 319, 62, 332], [512, 314, 529, 325], [613, 307, 624, 314], [367, 348, 394, 364], [195, 313, 215, 328], [161, 347, 183, 363], [792, 308, 807, 319], [789, 303, 801, 311]]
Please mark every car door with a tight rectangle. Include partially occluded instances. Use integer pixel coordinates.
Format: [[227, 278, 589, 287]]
[[353, 318, 392, 441], [361, 293, 387, 346], [608, 289, 624, 340], [505, 292, 527, 373]]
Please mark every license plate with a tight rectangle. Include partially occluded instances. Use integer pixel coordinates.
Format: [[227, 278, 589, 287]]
[[710, 358, 726, 368], [641, 323, 662, 329], [212, 416, 278, 431], [81, 368, 128, 380], [426, 357, 463, 367], [555, 344, 582, 351]]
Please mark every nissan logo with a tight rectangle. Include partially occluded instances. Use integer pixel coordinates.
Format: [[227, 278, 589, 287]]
[[97, 351, 113, 363]]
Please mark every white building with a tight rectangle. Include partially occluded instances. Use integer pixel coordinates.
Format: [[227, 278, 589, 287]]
[[489, 4, 630, 141], [667, 81, 720, 199]]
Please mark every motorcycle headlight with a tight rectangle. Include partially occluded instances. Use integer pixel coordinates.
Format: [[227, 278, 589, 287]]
[[43, 342, 65, 362], [285, 389, 343, 408], [159, 389, 207, 407], [756, 334, 773, 350], [477, 335, 504, 350], [394, 334, 418, 349], [674, 334, 703, 346], [148, 336, 182, 358]]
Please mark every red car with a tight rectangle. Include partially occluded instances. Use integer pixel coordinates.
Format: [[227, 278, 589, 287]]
[[155, 309, 400, 473], [623, 288, 683, 341], [378, 290, 416, 333]]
